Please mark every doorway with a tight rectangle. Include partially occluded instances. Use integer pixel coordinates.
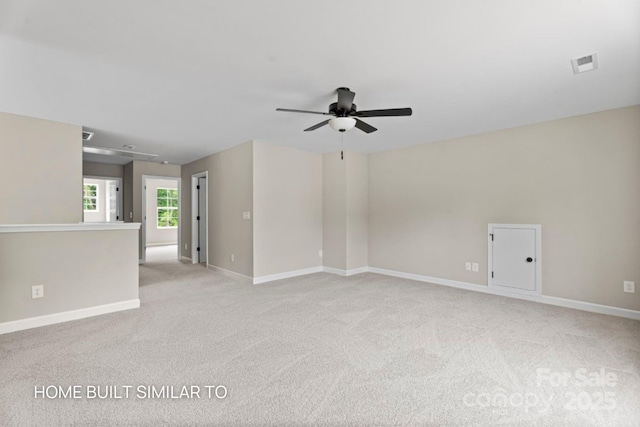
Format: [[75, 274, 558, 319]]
[[488, 224, 542, 294], [191, 172, 208, 265], [141, 176, 181, 263], [82, 176, 122, 222]]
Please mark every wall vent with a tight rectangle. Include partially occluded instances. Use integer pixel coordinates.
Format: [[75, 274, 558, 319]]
[[571, 53, 598, 74], [82, 131, 94, 141]]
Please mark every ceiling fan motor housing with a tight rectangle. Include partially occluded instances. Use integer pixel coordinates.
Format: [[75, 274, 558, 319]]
[[329, 102, 357, 117]]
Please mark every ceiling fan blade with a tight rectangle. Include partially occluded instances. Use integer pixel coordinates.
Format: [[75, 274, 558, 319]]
[[354, 118, 377, 133], [355, 107, 413, 117], [304, 120, 330, 131], [336, 87, 356, 112], [276, 108, 329, 115]]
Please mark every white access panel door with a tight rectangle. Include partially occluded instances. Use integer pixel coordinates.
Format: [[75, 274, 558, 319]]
[[198, 177, 207, 263], [489, 225, 541, 293]]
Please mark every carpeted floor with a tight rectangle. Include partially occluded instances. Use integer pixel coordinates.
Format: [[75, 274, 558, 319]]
[[145, 244, 180, 263], [1, 248, 639, 426]]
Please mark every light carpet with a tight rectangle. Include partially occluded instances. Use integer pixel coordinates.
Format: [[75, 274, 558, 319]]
[[1, 250, 639, 425]]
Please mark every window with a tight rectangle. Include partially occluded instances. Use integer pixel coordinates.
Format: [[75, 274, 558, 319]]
[[157, 188, 178, 228], [83, 184, 98, 211]]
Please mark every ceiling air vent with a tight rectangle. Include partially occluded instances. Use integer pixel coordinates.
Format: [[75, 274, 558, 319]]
[[571, 53, 598, 74], [82, 131, 94, 141]]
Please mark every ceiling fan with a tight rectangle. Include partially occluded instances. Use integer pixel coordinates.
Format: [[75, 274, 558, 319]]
[[276, 87, 412, 133]]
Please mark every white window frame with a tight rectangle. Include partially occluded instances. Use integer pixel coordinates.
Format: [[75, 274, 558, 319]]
[[83, 184, 99, 212], [156, 187, 178, 228]]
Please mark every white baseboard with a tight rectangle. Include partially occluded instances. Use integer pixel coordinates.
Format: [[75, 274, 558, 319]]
[[0, 299, 140, 335], [322, 266, 369, 276], [322, 266, 344, 276], [253, 266, 323, 284], [347, 266, 370, 276], [180, 256, 192, 262], [207, 264, 252, 282], [368, 267, 640, 321], [368, 267, 485, 293], [532, 294, 640, 320], [199, 261, 640, 320], [146, 242, 178, 247]]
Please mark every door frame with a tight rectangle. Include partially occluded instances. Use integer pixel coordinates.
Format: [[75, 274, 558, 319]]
[[82, 175, 123, 222], [488, 223, 542, 295], [141, 175, 181, 264], [191, 171, 208, 265]]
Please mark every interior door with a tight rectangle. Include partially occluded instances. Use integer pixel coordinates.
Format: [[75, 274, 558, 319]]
[[107, 180, 118, 222], [491, 227, 537, 291], [198, 177, 207, 263]]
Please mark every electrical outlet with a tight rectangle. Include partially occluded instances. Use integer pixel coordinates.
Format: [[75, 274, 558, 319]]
[[623, 281, 635, 293], [230, 254, 235, 262], [32, 285, 44, 299], [465, 262, 471, 271], [472, 263, 479, 272], [318, 250, 323, 258]]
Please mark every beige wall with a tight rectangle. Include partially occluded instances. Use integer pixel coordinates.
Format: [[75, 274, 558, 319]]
[[253, 141, 322, 277], [369, 105, 640, 311], [181, 142, 253, 277], [346, 151, 368, 270], [322, 150, 369, 271], [0, 229, 139, 323], [0, 112, 138, 330], [83, 161, 124, 178], [0, 112, 82, 224], [322, 152, 347, 270], [145, 178, 178, 246]]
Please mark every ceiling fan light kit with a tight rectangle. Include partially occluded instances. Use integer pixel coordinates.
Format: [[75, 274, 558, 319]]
[[276, 87, 412, 133], [329, 117, 356, 132]]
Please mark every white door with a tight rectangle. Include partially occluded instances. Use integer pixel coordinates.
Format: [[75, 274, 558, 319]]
[[489, 225, 540, 293], [83, 177, 122, 223], [198, 177, 207, 263], [107, 180, 118, 222]]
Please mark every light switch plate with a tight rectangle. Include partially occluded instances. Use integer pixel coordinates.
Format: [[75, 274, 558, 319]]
[[472, 263, 479, 272], [242, 211, 251, 220], [624, 281, 635, 293]]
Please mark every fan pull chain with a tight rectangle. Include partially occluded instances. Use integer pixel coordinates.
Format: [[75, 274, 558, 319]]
[[341, 131, 344, 160]]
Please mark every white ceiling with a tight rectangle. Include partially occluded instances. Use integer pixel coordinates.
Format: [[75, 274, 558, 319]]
[[1, 0, 639, 165]]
